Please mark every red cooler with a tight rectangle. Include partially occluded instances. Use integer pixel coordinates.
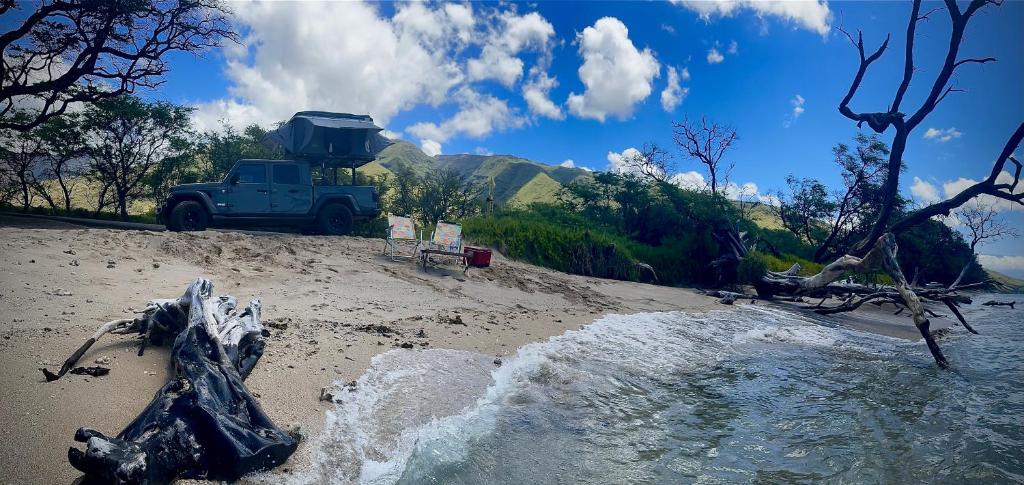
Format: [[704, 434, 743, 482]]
[[464, 247, 492, 268]]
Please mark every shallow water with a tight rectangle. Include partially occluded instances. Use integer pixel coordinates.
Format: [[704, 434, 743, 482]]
[[298, 295, 1023, 484]]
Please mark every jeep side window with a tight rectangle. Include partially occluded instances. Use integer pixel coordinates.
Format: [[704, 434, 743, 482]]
[[235, 163, 266, 184], [273, 164, 300, 184]]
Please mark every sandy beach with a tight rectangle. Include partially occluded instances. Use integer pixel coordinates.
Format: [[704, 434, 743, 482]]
[[0, 213, 963, 483], [0, 214, 728, 483]]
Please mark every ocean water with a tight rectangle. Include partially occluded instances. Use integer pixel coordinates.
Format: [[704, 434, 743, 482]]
[[296, 295, 1023, 484]]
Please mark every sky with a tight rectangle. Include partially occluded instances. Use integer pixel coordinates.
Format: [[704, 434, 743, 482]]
[[10, 1, 1024, 276]]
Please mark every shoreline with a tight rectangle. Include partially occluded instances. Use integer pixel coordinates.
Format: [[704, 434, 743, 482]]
[[0, 215, 945, 483]]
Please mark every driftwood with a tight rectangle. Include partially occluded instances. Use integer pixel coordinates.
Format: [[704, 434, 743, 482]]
[[53, 278, 296, 484], [754, 233, 988, 367], [982, 300, 1016, 309]]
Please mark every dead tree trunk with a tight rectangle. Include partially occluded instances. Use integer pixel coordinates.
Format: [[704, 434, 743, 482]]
[[758, 233, 952, 366], [54, 279, 296, 484]]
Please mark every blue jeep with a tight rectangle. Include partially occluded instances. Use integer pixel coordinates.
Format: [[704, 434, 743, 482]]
[[157, 111, 391, 235], [157, 159, 380, 235]]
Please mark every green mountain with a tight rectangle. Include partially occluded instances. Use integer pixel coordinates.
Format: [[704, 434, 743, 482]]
[[363, 141, 592, 206]]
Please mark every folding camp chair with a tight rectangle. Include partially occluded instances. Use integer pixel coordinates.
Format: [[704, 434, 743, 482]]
[[382, 214, 421, 261], [419, 221, 469, 272]]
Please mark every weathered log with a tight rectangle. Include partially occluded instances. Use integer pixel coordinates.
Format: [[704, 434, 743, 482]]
[[65, 279, 296, 484], [983, 300, 1015, 309], [756, 234, 954, 365]]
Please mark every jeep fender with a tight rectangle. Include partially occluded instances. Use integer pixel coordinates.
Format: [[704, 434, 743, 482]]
[[312, 195, 359, 217], [167, 192, 217, 216]]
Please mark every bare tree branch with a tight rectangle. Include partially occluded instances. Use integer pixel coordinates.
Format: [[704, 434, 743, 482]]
[[1, 0, 237, 131]]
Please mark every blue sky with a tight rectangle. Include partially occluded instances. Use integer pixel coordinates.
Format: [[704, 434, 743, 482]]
[[23, 1, 1024, 274]]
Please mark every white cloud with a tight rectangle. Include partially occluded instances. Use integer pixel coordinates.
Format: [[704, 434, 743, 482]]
[[672, 0, 832, 36], [466, 11, 555, 88], [407, 87, 525, 144], [728, 40, 739, 54], [560, 159, 576, 168], [923, 127, 963, 143], [784, 94, 805, 127], [906, 169, 1024, 212], [522, 70, 564, 119], [660, 66, 690, 112], [193, 1, 470, 131], [723, 181, 760, 200], [706, 47, 724, 64], [670, 171, 707, 190], [607, 147, 643, 174], [910, 176, 941, 204], [567, 17, 660, 122], [661, 23, 676, 34], [381, 129, 402, 140], [977, 254, 1024, 276], [421, 139, 442, 157], [474, 146, 493, 156], [792, 94, 805, 116]]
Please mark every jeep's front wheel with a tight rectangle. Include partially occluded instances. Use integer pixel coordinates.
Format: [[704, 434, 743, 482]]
[[168, 201, 209, 232], [316, 204, 353, 236]]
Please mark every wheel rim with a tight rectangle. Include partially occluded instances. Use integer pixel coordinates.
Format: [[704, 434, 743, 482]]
[[182, 209, 200, 230], [329, 214, 344, 232]]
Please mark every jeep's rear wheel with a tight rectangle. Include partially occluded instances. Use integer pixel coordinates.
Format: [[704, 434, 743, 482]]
[[316, 204, 353, 236], [169, 201, 209, 232]]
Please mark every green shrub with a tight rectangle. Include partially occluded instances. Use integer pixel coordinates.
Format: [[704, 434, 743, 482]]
[[737, 252, 769, 284]]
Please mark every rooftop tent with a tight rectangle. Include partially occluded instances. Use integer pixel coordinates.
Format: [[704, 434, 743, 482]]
[[262, 111, 393, 167]]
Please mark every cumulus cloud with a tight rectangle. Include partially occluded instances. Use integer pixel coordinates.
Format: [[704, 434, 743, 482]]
[[660, 66, 690, 112], [910, 176, 941, 204], [907, 169, 1024, 212], [671, 0, 832, 36], [406, 87, 526, 144], [706, 47, 724, 64], [421, 139, 442, 157], [466, 11, 555, 88], [977, 254, 1024, 276], [560, 159, 576, 168], [567, 17, 660, 122], [923, 127, 963, 143], [474, 146, 493, 155], [522, 70, 564, 119], [192, 1, 470, 131], [670, 171, 707, 190], [607, 147, 643, 174], [728, 40, 738, 54]]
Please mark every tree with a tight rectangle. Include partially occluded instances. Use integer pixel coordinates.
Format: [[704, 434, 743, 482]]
[[1, 0, 236, 131], [198, 123, 280, 180], [834, 0, 1016, 255], [82, 95, 192, 220], [0, 112, 45, 209], [753, 0, 1021, 366], [389, 162, 420, 219], [948, 203, 1017, 288], [775, 176, 835, 248], [672, 115, 738, 194], [417, 168, 481, 226], [774, 134, 894, 262], [34, 112, 88, 210], [622, 142, 673, 183]]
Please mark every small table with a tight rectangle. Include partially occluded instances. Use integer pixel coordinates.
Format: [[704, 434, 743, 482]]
[[419, 249, 469, 273]]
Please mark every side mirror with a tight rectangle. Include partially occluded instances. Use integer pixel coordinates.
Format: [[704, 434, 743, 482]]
[[229, 174, 240, 185]]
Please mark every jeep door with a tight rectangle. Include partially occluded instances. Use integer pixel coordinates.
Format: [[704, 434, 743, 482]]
[[226, 162, 270, 214], [270, 163, 313, 214]]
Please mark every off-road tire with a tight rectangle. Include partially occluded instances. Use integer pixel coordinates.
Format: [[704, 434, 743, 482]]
[[168, 201, 209, 232], [316, 203, 354, 236]]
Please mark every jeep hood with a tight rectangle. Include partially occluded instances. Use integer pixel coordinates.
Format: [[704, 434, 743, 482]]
[[170, 182, 222, 193]]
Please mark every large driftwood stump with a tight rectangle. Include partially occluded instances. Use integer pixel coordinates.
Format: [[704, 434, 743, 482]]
[[60, 279, 296, 484], [754, 233, 987, 367]]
